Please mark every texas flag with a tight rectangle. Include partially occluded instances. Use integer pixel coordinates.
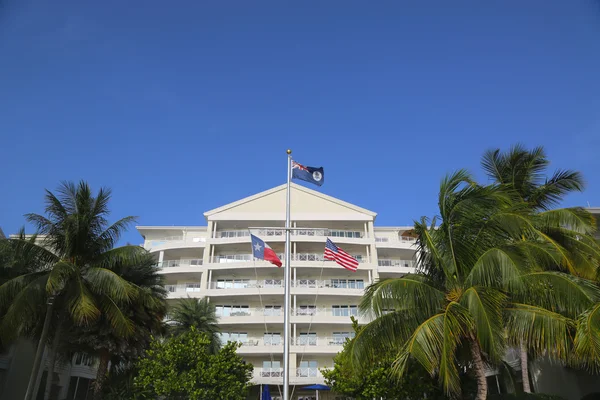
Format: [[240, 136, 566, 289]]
[[250, 234, 282, 267]]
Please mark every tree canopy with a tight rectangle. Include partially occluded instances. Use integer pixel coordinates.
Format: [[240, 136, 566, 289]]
[[135, 327, 253, 400]]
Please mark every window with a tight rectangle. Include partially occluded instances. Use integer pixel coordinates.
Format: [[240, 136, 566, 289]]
[[264, 333, 281, 345], [298, 333, 317, 346], [262, 361, 281, 377], [332, 332, 355, 344], [264, 306, 282, 316], [73, 353, 94, 366], [297, 360, 318, 377], [332, 305, 358, 317], [296, 305, 316, 316]]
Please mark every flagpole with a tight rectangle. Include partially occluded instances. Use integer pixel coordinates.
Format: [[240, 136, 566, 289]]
[[283, 149, 292, 400]]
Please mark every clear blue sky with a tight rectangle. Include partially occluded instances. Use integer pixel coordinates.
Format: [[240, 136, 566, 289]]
[[1, 0, 600, 245]]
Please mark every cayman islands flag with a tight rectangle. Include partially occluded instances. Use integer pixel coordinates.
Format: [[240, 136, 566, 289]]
[[292, 160, 324, 187], [251, 234, 282, 267]]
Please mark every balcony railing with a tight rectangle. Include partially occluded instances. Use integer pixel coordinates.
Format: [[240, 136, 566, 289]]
[[210, 280, 284, 289], [292, 307, 359, 317], [375, 236, 416, 243], [210, 254, 284, 264], [254, 368, 323, 379], [293, 279, 366, 289], [378, 259, 414, 268], [214, 229, 366, 239], [210, 253, 366, 265], [216, 307, 283, 317], [165, 283, 202, 293], [155, 259, 203, 268]]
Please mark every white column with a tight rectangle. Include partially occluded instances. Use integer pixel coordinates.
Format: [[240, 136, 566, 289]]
[[293, 268, 297, 285], [293, 294, 297, 310], [364, 222, 368, 238], [212, 221, 218, 238], [368, 270, 372, 284], [366, 246, 370, 263], [158, 251, 164, 264], [293, 323, 297, 342], [208, 270, 212, 288]]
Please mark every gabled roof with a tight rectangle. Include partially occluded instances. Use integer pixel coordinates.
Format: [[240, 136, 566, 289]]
[[203, 183, 376, 220]]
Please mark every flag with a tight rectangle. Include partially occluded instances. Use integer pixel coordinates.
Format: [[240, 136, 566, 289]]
[[292, 160, 324, 186], [324, 238, 358, 271], [251, 234, 282, 267]]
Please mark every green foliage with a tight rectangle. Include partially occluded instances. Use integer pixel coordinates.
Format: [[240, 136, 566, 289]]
[[168, 297, 221, 353], [322, 317, 445, 399], [351, 151, 600, 399], [135, 327, 253, 400], [488, 394, 566, 400]]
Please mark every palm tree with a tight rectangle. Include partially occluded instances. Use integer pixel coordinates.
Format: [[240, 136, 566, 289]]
[[169, 297, 221, 353], [482, 145, 600, 391], [64, 251, 167, 399], [0, 181, 142, 400], [349, 170, 600, 399]]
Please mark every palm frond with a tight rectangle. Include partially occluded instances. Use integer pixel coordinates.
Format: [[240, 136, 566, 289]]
[[519, 272, 600, 317], [537, 208, 596, 235], [529, 170, 585, 210], [85, 267, 137, 303], [67, 276, 100, 325], [481, 148, 507, 184], [46, 261, 76, 295], [505, 303, 573, 361], [573, 303, 600, 371], [393, 302, 473, 396], [100, 296, 135, 336], [349, 309, 429, 369], [359, 276, 445, 319], [465, 248, 525, 291], [459, 287, 506, 362], [96, 217, 137, 252]]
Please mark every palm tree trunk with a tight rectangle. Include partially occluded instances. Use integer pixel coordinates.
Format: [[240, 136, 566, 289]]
[[520, 341, 531, 393], [42, 330, 61, 400], [469, 338, 488, 400], [24, 296, 55, 400], [92, 349, 110, 400]]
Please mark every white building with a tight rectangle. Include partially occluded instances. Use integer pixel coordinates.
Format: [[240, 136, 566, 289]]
[[137, 183, 416, 400]]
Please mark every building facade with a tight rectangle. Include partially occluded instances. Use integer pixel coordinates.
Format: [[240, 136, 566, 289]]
[[137, 183, 416, 400]]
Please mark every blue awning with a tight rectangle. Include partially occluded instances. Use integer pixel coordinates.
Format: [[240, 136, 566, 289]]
[[302, 384, 331, 391]]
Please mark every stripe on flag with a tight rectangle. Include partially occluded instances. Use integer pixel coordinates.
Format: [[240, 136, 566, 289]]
[[324, 238, 359, 272]]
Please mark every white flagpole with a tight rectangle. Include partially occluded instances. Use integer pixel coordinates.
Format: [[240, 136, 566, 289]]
[[283, 149, 292, 400]]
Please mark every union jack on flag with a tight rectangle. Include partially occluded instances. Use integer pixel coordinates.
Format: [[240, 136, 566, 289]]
[[324, 238, 358, 272], [292, 161, 309, 172]]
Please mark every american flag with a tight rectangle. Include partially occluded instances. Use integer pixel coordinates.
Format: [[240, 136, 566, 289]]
[[324, 238, 359, 272]]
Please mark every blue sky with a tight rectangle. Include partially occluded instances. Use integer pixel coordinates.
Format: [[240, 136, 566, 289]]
[[1, 0, 599, 245]]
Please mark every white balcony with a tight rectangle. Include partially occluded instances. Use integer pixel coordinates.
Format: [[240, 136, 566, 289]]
[[216, 307, 284, 324], [147, 235, 207, 251], [165, 283, 202, 298], [377, 259, 415, 274], [211, 228, 369, 244], [207, 253, 369, 270], [252, 368, 325, 385], [155, 259, 204, 274], [374, 235, 416, 249], [291, 308, 361, 324]]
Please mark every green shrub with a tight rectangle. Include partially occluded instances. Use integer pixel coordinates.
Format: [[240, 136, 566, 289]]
[[488, 393, 566, 400]]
